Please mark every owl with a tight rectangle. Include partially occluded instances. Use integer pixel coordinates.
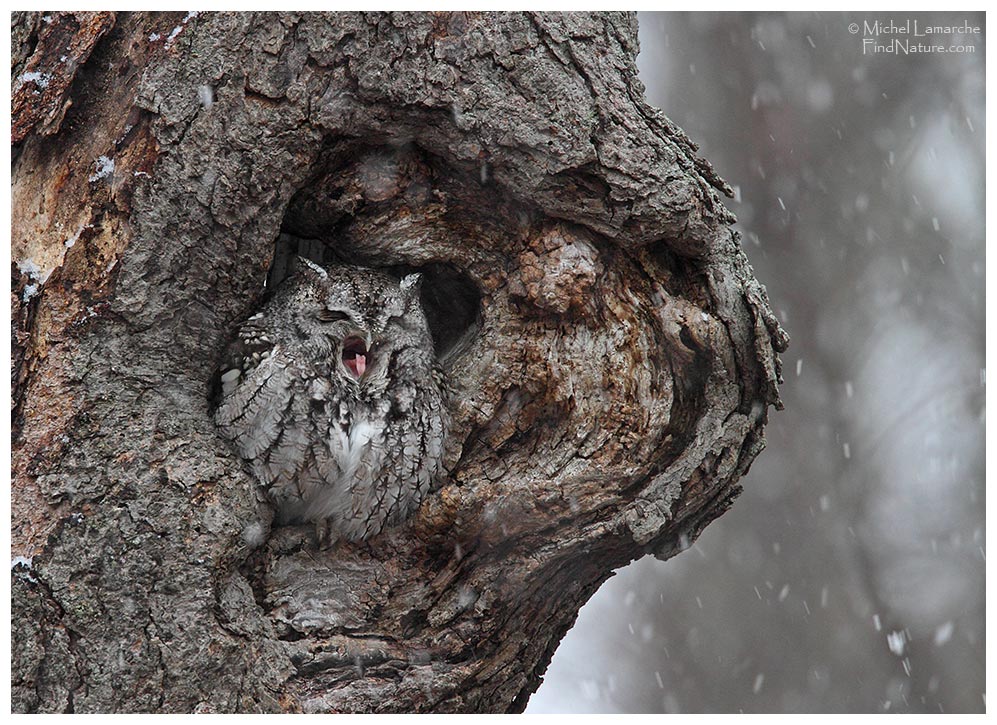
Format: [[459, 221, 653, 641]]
[[214, 258, 448, 545]]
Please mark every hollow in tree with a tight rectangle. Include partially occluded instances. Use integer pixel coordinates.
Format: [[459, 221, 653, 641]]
[[11, 11, 788, 713]]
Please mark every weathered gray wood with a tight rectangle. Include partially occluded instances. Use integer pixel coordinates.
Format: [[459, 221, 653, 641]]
[[11, 11, 787, 713]]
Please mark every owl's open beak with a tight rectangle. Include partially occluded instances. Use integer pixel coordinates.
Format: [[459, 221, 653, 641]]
[[341, 336, 369, 378]]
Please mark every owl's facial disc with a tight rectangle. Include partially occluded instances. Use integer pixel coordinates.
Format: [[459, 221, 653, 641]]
[[341, 336, 369, 378]]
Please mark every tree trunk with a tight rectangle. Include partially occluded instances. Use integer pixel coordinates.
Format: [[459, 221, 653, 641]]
[[11, 11, 788, 713]]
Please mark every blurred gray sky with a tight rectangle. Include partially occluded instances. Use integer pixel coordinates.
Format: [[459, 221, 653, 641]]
[[528, 12, 985, 714]]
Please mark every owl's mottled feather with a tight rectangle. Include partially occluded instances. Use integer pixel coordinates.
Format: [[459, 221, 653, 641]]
[[215, 259, 448, 543]]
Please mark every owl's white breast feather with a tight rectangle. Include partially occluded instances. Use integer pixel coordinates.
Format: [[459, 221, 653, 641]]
[[341, 418, 382, 477]]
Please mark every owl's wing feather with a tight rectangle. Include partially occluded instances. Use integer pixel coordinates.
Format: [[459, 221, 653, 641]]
[[217, 344, 312, 497], [218, 350, 285, 441], [262, 398, 312, 489]]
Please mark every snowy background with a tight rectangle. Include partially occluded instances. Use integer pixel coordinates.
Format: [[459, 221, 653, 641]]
[[528, 12, 985, 714]]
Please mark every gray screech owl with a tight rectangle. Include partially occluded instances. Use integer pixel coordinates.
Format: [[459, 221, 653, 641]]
[[215, 258, 448, 544]]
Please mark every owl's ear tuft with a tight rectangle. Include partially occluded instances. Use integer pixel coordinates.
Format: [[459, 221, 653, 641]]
[[292, 256, 328, 285], [399, 273, 422, 303]]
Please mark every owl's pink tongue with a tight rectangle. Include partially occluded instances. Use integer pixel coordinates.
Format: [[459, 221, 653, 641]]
[[347, 354, 366, 377], [342, 337, 368, 378]]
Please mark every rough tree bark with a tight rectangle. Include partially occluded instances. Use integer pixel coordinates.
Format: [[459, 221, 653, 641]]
[[11, 11, 788, 713]]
